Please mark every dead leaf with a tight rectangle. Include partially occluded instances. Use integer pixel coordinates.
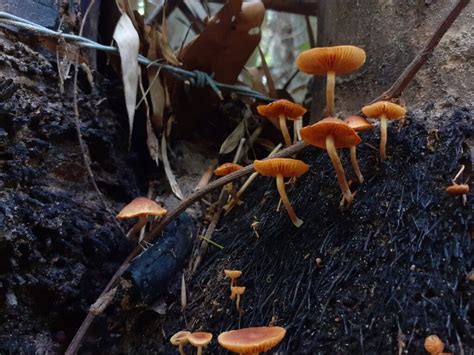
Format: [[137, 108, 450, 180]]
[[219, 117, 247, 155], [113, 13, 140, 144], [146, 117, 160, 166], [161, 129, 185, 200], [244, 67, 269, 96], [258, 46, 277, 98], [180, 0, 265, 84]]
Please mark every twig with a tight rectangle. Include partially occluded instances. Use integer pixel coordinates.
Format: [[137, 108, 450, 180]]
[[370, 0, 471, 103], [66, 0, 471, 351]]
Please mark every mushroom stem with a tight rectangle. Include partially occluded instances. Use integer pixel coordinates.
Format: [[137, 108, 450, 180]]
[[380, 114, 388, 160], [236, 294, 241, 311], [350, 146, 364, 183], [326, 135, 353, 205], [276, 174, 303, 227], [178, 344, 185, 355], [278, 114, 292, 147], [197, 346, 203, 355], [293, 118, 303, 143], [126, 215, 147, 239], [225, 183, 242, 205], [326, 70, 336, 116]]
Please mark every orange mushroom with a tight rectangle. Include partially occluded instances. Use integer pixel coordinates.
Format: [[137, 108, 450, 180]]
[[218, 326, 286, 354], [170, 330, 191, 355], [257, 99, 307, 146], [361, 101, 406, 160], [301, 117, 361, 205], [344, 115, 373, 183], [230, 286, 246, 311], [224, 269, 242, 288], [424, 335, 445, 354], [187, 332, 213, 355], [296, 46, 366, 116], [214, 163, 244, 204], [253, 158, 309, 227], [117, 197, 167, 241]]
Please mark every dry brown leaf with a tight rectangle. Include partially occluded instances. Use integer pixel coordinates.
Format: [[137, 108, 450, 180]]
[[161, 129, 185, 200], [113, 13, 140, 144], [244, 67, 269, 96], [146, 117, 160, 166], [257, 46, 277, 98], [219, 117, 248, 155], [180, 0, 265, 85]]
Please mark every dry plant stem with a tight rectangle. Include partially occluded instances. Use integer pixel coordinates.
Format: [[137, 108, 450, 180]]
[[371, 0, 471, 103], [380, 114, 388, 160], [279, 114, 292, 147], [326, 71, 336, 116], [68, 2, 470, 346], [276, 174, 303, 227], [350, 146, 364, 183], [326, 135, 353, 205], [452, 164, 465, 183]]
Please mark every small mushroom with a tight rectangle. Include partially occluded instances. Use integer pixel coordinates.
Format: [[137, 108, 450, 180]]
[[116, 197, 167, 241], [253, 158, 309, 227], [257, 99, 307, 147], [170, 330, 191, 355], [224, 269, 242, 288], [296, 45, 366, 116], [218, 326, 286, 354], [424, 335, 444, 354], [301, 117, 361, 205], [214, 163, 244, 204], [187, 332, 213, 355], [344, 115, 373, 183], [230, 286, 246, 311], [361, 101, 406, 160]]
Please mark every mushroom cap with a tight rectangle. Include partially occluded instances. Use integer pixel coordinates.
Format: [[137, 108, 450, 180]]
[[214, 163, 243, 176], [218, 326, 286, 354], [187, 332, 213, 347], [170, 331, 191, 346], [445, 183, 469, 195], [254, 158, 309, 178], [224, 269, 242, 279], [344, 115, 373, 132], [117, 197, 167, 219], [362, 101, 406, 120], [300, 117, 361, 149], [424, 335, 445, 354], [230, 286, 246, 299], [257, 99, 307, 120], [296, 45, 366, 75]]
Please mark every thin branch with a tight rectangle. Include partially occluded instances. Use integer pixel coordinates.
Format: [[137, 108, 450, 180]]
[[370, 0, 471, 103]]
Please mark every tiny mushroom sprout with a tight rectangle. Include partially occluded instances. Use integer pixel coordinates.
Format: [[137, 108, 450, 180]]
[[361, 101, 406, 160], [170, 330, 191, 355], [230, 286, 246, 311], [257, 99, 307, 147], [344, 115, 373, 183], [224, 269, 242, 289], [218, 326, 286, 354], [424, 335, 445, 354], [187, 332, 213, 355], [116, 197, 167, 241], [296, 45, 366, 116], [301, 117, 361, 206], [214, 163, 244, 204], [253, 158, 309, 227]]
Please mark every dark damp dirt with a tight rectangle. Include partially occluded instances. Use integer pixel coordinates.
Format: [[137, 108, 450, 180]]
[[112, 108, 473, 354], [0, 36, 139, 353]]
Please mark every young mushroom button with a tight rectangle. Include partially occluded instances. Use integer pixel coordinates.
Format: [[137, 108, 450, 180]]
[[170, 330, 191, 355], [254, 158, 309, 227], [116, 197, 167, 241], [224, 269, 242, 288], [362, 101, 406, 160], [257, 99, 307, 147], [296, 45, 366, 116], [218, 326, 286, 354], [424, 335, 445, 355], [301, 117, 361, 206], [344, 115, 373, 183]]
